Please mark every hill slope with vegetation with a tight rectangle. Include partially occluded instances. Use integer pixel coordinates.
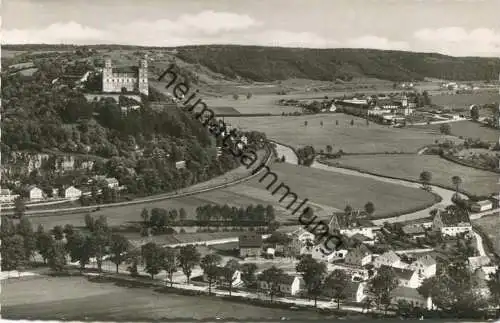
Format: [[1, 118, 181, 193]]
[[175, 45, 500, 82]]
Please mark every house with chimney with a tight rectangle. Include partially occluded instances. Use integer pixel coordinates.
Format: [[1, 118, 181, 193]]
[[323, 281, 368, 303], [203, 266, 242, 288], [238, 233, 263, 258], [432, 206, 472, 237]]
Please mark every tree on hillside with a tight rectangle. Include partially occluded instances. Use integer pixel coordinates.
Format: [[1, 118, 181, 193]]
[[470, 105, 480, 121], [52, 225, 64, 240], [326, 145, 333, 154], [320, 121, 323, 127], [336, 120, 339, 126], [325, 269, 349, 309], [109, 234, 131, 273], [350, 119, 354, 126], [201, 253, 222, 294], [296, 255, 327, 307], [66, 231, 92, 271], [47, 241, 67, 273], [247, 93, 252, 99], [14, 197, 26, 219], [258, 266, 284, 302], [179, 208, 187, 224], [233, 94, 239, 100], [141, 242, 165, 279], [440, 123, 451, 135], [178, 245, 201, 284], [364, 202, 375, 216], [163, 248, 179, 287], [1, 234, 26, 271], [369, 266, 398, 310], [240, 262, 258, 289], [17, 217, 36, 261], [487, 268, 500, 312], [419, 171, 432, 190], [36, 228, 54, 264], [304, 120, 308, 127], [451, 176, 462, 197]]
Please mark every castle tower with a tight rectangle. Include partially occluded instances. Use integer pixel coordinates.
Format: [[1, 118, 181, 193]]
[[138, 54, 149, 95], [102, 57, 113, 92]]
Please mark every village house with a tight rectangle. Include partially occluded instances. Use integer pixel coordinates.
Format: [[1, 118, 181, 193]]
[[323, 281, 367, 303], [333, 263, 371, 281], [203, 266, 242, 288], [0, 189, 19, 203], [328, 214, 378, 240], [409, 255, 437, 279], [63, 186, 82, 200], [311, 244, 347, 262], [467, 256, 491, 272], [175, 160, 187, 170], [402, 224, 426, 240], [344, 245, 372, 267], [432, 206, 472, 237], [258, 275, 304, 296], [381, 265, 420, 288], [239, 233, 263, 258], [470, 200, 493, 212], [373, 250, 406, 269], [391, 287, 434, 310], [24, 185, 44, 201], [104, 177, 120, 189]]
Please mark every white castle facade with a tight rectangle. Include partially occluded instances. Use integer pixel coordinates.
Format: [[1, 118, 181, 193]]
[[102, 55, 148, 95]]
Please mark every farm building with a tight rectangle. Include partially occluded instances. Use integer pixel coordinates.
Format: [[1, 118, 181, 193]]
[[471, 200, 493, 212], [381, 265, 420, 288], [24, 185, 43, 201], [323, 281, 367, 303], [63, 186, 82, 199], [432, 206, 472, 237], [344, 245, 372, 266], [391, 287, 434, 310], [238, 233, 262, 258], [257, 274, 304, 296]]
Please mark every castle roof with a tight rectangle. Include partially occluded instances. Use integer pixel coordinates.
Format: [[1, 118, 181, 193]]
[[112, 66, 138, 74]]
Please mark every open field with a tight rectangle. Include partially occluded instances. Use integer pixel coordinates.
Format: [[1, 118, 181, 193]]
[[410, 120, 500, 143], [28, 160, 436, 231], [1, 276, 337, 321], [330, 154, 496, 196], [226, 113, 455, 153], [473, 215, 500, 255], [430, 91, 499, 111]]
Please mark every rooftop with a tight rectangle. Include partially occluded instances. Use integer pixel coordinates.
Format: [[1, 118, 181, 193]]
[[380, 265, 415, 281], [437, 206, 471, 226]]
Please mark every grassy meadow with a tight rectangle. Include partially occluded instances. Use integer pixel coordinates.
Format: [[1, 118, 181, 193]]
[[226, 113, 454, 153], [410, 120, 500, 143], [329, 154, 497, 196], [1, 276, 337, 321]]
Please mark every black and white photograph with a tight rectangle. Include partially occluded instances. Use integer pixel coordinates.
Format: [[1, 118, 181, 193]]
[[1, 0, 500, 321]]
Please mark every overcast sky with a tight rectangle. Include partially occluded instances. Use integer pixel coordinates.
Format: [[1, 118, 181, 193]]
[[2, 0, 499, 57]]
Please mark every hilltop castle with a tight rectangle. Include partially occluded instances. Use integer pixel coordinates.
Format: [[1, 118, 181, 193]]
[[102, 55, 148, 95]]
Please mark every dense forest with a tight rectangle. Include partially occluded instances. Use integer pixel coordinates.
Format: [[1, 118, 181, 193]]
[[1, 55, 267, 196], [175, 45, 500, 82]]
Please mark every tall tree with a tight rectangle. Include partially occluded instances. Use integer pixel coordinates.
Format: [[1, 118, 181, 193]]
[[258, 266, 284, 302], [201, 253, 222, 294], [141, 242, 165, 279], [36, 229, 54, 264], [52, 225, 64, 240], [17, 217, 36, 261], [451, 176, 462, 197], [240, 262, 258, 289], [224, 259, 240, 296], [364, 202, 375, 216], [1, 234, 26, 271], [66, 231, 92, 271], [296, 255, 327, 307], [47, 241, 67, 273], [178, 245, 201, 284], [439, 123, 451, 135], [163, 248, 178, 287], [369, 266, 398, 310], [487, 268, 500, 312], [419, 171, 432, 190], [470, 105, 479, 121], [109, 234, 131, 273], [325, 269, 349, 309], [14, 197, 26, 219]]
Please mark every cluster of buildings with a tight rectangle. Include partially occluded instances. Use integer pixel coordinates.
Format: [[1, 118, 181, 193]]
[[333, 94, 416, 125], [0, 175, 122, 205], [225, 204, 495, 309]]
